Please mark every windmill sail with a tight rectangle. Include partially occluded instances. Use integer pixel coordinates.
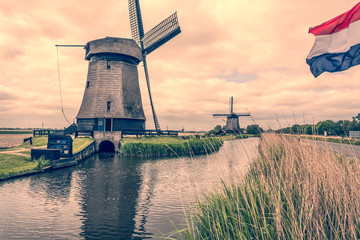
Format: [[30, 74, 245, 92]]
[[235, 113, 251, 116], [142, 12, 181, 55], [128, 0, 181, 132], [129, 0, 144, 46]]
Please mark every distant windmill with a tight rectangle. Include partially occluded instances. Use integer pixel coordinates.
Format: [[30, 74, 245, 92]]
[[128, 0, 181, 132], [213, 97, 251, 133]]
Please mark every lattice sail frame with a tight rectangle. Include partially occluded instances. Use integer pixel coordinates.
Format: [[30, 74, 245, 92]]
[[128, 0, 181, 132], [142, 12, 181, 54], [129, 0, 181, 54], [129, 0, 144, 45]]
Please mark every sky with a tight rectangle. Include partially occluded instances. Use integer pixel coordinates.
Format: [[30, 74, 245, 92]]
[[1, 0, 360, 131]]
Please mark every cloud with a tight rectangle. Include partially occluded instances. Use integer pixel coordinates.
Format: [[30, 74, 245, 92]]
[[0, 87, 18, 101], [218, 69, 257, 83], [1, 0, 360, 130]]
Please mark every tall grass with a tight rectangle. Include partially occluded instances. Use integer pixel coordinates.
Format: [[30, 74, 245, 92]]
[[181, 133, 360, 239], [120, 137, 223, 158], [33, 156, 51, 170]]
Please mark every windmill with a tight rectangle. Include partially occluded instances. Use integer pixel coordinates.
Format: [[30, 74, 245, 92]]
[[213, 97, 251, 133], [128, 0, 181, 132], [75, 37, 146, 136]]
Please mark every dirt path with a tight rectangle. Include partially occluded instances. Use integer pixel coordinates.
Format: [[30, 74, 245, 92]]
[[0, 148, 30, 157], [304, 139, 360, 160], [0, 146, 46, 157]]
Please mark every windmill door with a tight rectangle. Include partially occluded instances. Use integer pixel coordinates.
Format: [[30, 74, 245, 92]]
[[105, 118, 112, 131], [97, 118, 105, 131]]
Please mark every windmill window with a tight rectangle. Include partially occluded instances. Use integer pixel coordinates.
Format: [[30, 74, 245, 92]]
[[107, 60, 111, 69], [107, 101, 111, 111], [87, 81, 90, 88]]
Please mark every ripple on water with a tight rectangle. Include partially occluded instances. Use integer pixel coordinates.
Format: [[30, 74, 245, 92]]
[[0, 138, 259, 239]]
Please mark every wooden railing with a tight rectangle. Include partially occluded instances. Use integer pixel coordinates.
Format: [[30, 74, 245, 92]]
[[33, 129, 58, 136], [122, 129, 178, 137]]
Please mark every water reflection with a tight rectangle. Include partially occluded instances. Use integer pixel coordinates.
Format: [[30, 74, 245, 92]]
[[78, 153, 150, 239], [28, 170, 72, 203], [0, 138, 259, 239]]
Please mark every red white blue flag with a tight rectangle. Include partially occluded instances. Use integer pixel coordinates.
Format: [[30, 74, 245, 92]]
[[307, 2, 360, 77]]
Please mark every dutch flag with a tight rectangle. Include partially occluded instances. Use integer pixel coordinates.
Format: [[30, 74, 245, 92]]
[[307, 2, 360, 77]]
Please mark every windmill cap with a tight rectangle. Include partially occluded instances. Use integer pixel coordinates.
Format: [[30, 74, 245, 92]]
[[85, 37, 142, 62]]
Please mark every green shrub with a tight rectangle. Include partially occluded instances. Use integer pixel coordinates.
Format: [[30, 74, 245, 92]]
[[33, 156, 51, 170]]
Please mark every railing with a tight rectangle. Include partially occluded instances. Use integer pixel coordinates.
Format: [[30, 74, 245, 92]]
[[122, 129, 178, 137], [33, 129, 58, 136]]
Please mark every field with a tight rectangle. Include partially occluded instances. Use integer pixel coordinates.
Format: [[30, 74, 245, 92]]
[[0, 130, 33, 134], [182, 133, 360, 239]]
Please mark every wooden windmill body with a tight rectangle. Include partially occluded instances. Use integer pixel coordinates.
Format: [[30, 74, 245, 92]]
[[76, 37, 145, 133], [75, 0, 181, 134]]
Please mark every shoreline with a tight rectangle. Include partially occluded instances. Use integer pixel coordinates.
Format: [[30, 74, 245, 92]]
[[0, 134, 251, 182]]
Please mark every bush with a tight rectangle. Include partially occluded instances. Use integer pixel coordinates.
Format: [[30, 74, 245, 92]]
[[34, 156, 51, 170], [246, 124, 263, 135]]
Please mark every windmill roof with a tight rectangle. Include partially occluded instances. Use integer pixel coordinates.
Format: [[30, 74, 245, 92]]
[[85, 37, 142, 62]]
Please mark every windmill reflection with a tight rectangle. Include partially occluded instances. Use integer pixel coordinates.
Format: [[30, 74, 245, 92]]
[[78, 153, 156, 239]]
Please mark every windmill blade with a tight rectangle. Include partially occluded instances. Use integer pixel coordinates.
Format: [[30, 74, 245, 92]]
[[141, 12, 181, 55], [129, 0, 145, 46], [213, 114, 229, 118], [235, 113, 251, 116]]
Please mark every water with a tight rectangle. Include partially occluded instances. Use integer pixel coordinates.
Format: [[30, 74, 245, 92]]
[[0, 134, 32, 148], [0, 138, 259, 239]]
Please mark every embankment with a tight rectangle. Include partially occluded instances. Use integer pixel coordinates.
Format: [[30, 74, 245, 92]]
[[0, 137, 95, 181], [52, 141, 95, 169]]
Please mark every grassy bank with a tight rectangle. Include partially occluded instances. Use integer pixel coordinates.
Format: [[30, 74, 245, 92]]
[[300, 135, 360, 145], [0, 136, 93, 180], [0, 154, 50, 180], [182, 133, 360, 239], [10, 136, 93, 154], [120, 136, 223, 158]]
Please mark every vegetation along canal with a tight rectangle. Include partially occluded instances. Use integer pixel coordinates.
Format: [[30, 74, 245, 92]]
[[0, 138, 258, 239]]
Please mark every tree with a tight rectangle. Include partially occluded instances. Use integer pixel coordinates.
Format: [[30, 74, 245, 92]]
[[206, 125, 225, 136], [275, 113, 360, 136], [352, 113, 360, 122], [316, 120, 340, 136], [246, 124, 264, 135]]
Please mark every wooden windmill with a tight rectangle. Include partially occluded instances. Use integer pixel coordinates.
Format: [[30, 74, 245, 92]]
[[213, 97, 251, 133], [74, 1, 181, 135], [128, 0, 181, 132]]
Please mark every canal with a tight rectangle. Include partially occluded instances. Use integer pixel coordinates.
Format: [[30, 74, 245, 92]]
[[0, 138, 259, 239]]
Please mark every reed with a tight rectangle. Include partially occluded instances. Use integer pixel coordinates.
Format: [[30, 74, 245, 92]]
[[181, 133, 360, 239], [33, 156, 51, 170], [120, 137, 223, 158]]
